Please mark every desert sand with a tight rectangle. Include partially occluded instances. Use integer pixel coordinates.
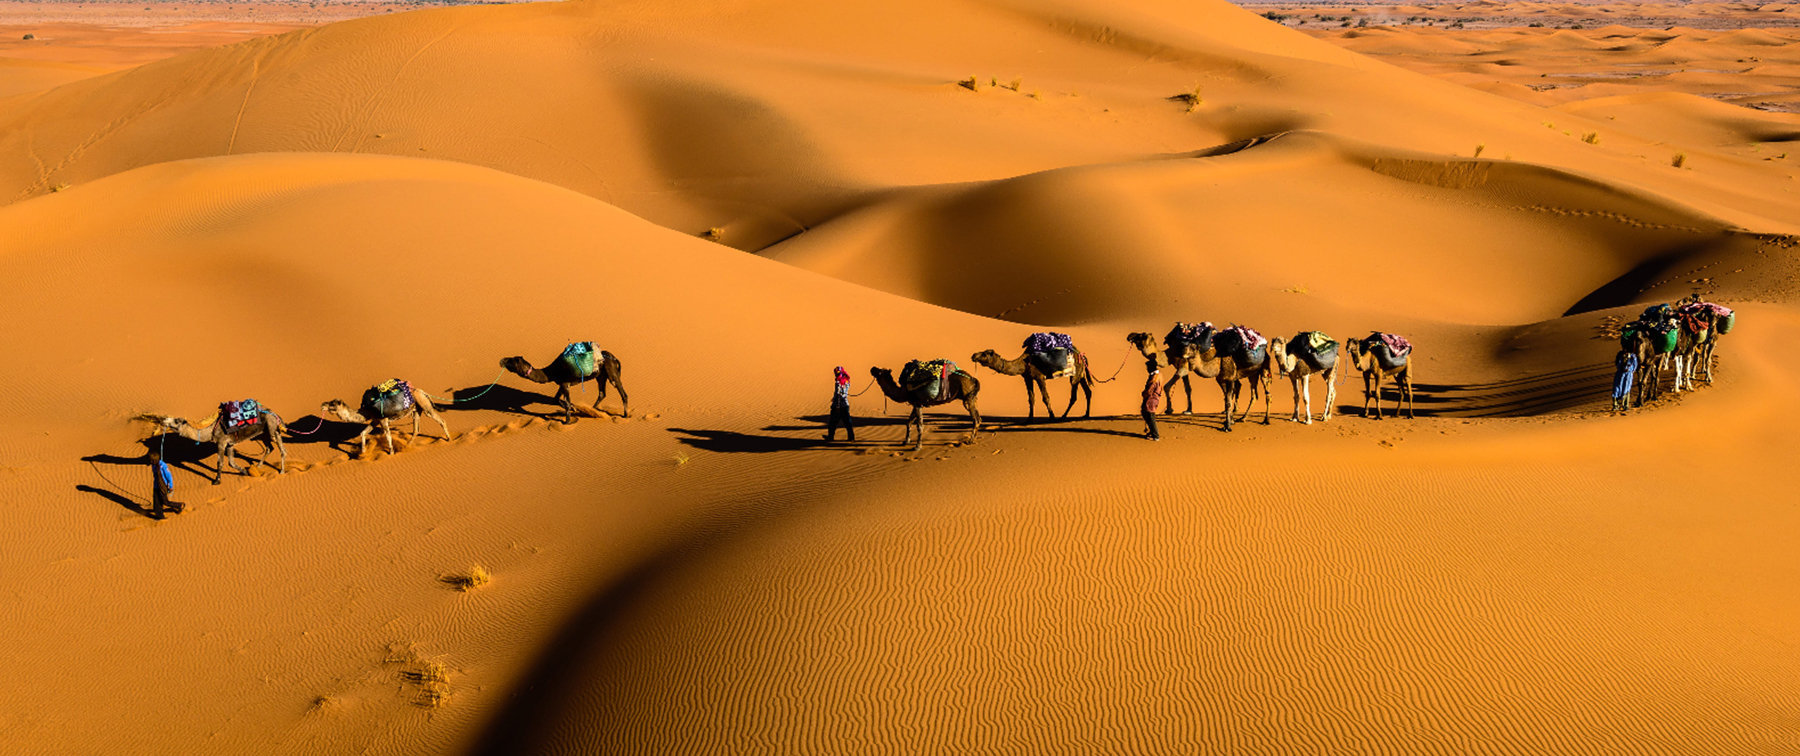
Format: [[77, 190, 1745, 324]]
[[1, 0, 1798, 753]]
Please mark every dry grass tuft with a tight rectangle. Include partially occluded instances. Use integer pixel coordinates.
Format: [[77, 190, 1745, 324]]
[[673, 451, 691, 467], [1672, 152, 1687, 168], [1167, 86, 1204, 113], [440, 565, 491, 592], [957, 75, 979, 91], [699, 227, 724, 242], [1474, 143, 1485, 158], [1581, 131, 1600, 145]]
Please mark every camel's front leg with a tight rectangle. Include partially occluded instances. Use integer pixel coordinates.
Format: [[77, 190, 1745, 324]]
[[211, 439, 228, 484], [410, 411, 423, 446], [1023, 379, 1037, 419], [1297, 376, 1311, 424], [1061, 377, 1080, 418], [355, 425, 373, 458], [554, 384, 575, 424], [911, 407, 925, 451], [1219, 380, 1236, 432], [1162, 372, 1182, 415], [1361, 373, 1374, 418], [1402, 371, 1416, 419], [380, 417, 396, 454], [1322, 370, 1337, 422], [965, 399, 982, 440], [427, 408, 453, 441]]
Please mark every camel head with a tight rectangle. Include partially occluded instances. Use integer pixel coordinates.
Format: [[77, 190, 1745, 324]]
[[320, 400, 366, 424], [499, 356, 532, 377], [870, 366, 891, 381], [969, 349, 1005, 371], [1125, 332, 1160, 357], [1268, 338, 1297, 376]]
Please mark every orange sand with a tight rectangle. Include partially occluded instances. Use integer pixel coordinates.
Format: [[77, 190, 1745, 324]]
[[2, 0, 1798, 753]]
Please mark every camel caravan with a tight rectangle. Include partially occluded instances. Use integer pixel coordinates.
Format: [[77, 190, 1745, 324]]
[[123, 297, 1734, 499], [1612, 296, 1735, 411], [135, 341, 628, 488]]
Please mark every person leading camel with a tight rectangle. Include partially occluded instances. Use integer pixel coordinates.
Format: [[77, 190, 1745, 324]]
[[1141, 361, 1163, 441], [500, 341, 629, 423], [148, 450, 182, 517], [319, 378, 453, 457], [824, 366, 855, 442], [140, 399, 288, 485], [1611, 348, 1638, 413]]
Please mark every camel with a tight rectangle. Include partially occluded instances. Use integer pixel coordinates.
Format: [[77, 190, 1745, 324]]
[[870, 363, 981, 450], [1211, 327, 1273, 432], [141, 402, 287, 484], [500, 343, 628, 423], [1126, 324, 1221, 415], [320, 379, 453, 457], [1346, 333, 1415, 419], [970, 343, 1093, 420], [1621, 326, 1668, 408], [1269, 332, 1341, 424], [1676, 298, 1731, 386]]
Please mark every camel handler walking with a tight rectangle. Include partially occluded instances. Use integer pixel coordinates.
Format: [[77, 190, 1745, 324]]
[[1142, 361, 1163, 440], [148, 450, 183, 517], [825, 365, 856, 442]]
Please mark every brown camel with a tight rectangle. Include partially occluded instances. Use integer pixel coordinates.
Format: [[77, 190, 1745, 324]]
[[140, 403, 287, 484], [500, 342, 628, 423], [970, 345, 1093, 420], [320, 379, 453, 457], [1269, 332, 1340, 424], [1126, 325, 1221, 415], [1620, 326, 1668, 408], [1211, 327, 1273, 432], [870, 363, 981, 450], [1346, 333, 1415, 419]]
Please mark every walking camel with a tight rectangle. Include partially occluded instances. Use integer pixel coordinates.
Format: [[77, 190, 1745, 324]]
[[1268, 332, 1341, 424], [870, 363, 982, 450], [1126, 322, 1220, 415], [971, 336, 1093, 420], [320, 379, 453, 457], [139, 401, 288, 484], [1211, 326, 1273, 432], [1346, 333, 1415, 419], [500, 342, 629, 423]]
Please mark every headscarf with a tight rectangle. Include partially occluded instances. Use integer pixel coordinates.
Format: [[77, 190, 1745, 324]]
[[834, 366, 850, 387]]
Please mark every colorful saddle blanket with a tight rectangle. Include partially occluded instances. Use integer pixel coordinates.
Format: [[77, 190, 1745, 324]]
[[1622, 320, 1677, 353], [219, 399, 262, 430], [1022, 332, 1075, 355], [1678, 301, 1735, 335], [901, 359, 956, 402], [558, 341, 602, 378], [1371, 332, 1411, 357], [1640, 303, 1674, 323], [1164, 321, 1215, 348], [361, 378, 415, 417], [1295, 331, 1339, 370], [1214, 326, 1268, 370]]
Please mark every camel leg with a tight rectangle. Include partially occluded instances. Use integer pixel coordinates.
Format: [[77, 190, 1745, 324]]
[[355, 425, 373, 458], [426, 407, 453, 441], [211, 439, 227, 484], [1219, 380, 1235, 432], [1373, 373, 1386, 420], [1294, 376, 1308, 424], [1261, 372, 1271, 425], [1181, 374, 1194, 415], [1037, 377, 1057, 419], [1023, 379, 1037, 420], [964, 398, 982, 441], [1061, 377, 1080, 418], [911, 406, 925, 451], [555, 384, 575, 424], [1361, 372, 1373, 417], [612, 372, 630, 417], [410, 411, 422, 446], [381, 417, 396, 454], [1323, 368, 1337, 422], [1163, 372, 1182, 415]]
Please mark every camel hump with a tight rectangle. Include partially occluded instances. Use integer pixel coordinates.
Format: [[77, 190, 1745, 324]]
[[218, 399, 265, 430], [362, 379, 416, 416]]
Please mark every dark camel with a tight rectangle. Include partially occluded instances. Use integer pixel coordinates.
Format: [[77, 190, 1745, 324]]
[[1126, 326, 1221, 415], [1212, 331, 1273, 432], [1346, 334, 1415, 419], [142, 406, 288, 484], [870, 364, 982, 450], [320, 380, 453, 457], [969, 346, 1093, 419], [500, 347, 628, 423]]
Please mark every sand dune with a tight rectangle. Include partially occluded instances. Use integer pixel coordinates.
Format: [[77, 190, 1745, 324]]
[[4, 0, 1800, 752]]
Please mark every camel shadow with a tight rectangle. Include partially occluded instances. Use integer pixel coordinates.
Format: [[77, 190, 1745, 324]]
[[1350, 362, 1614, 418], [671, 424, 889, 454], [441, 384, 564, 420], [280, 414, 365, 451]]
